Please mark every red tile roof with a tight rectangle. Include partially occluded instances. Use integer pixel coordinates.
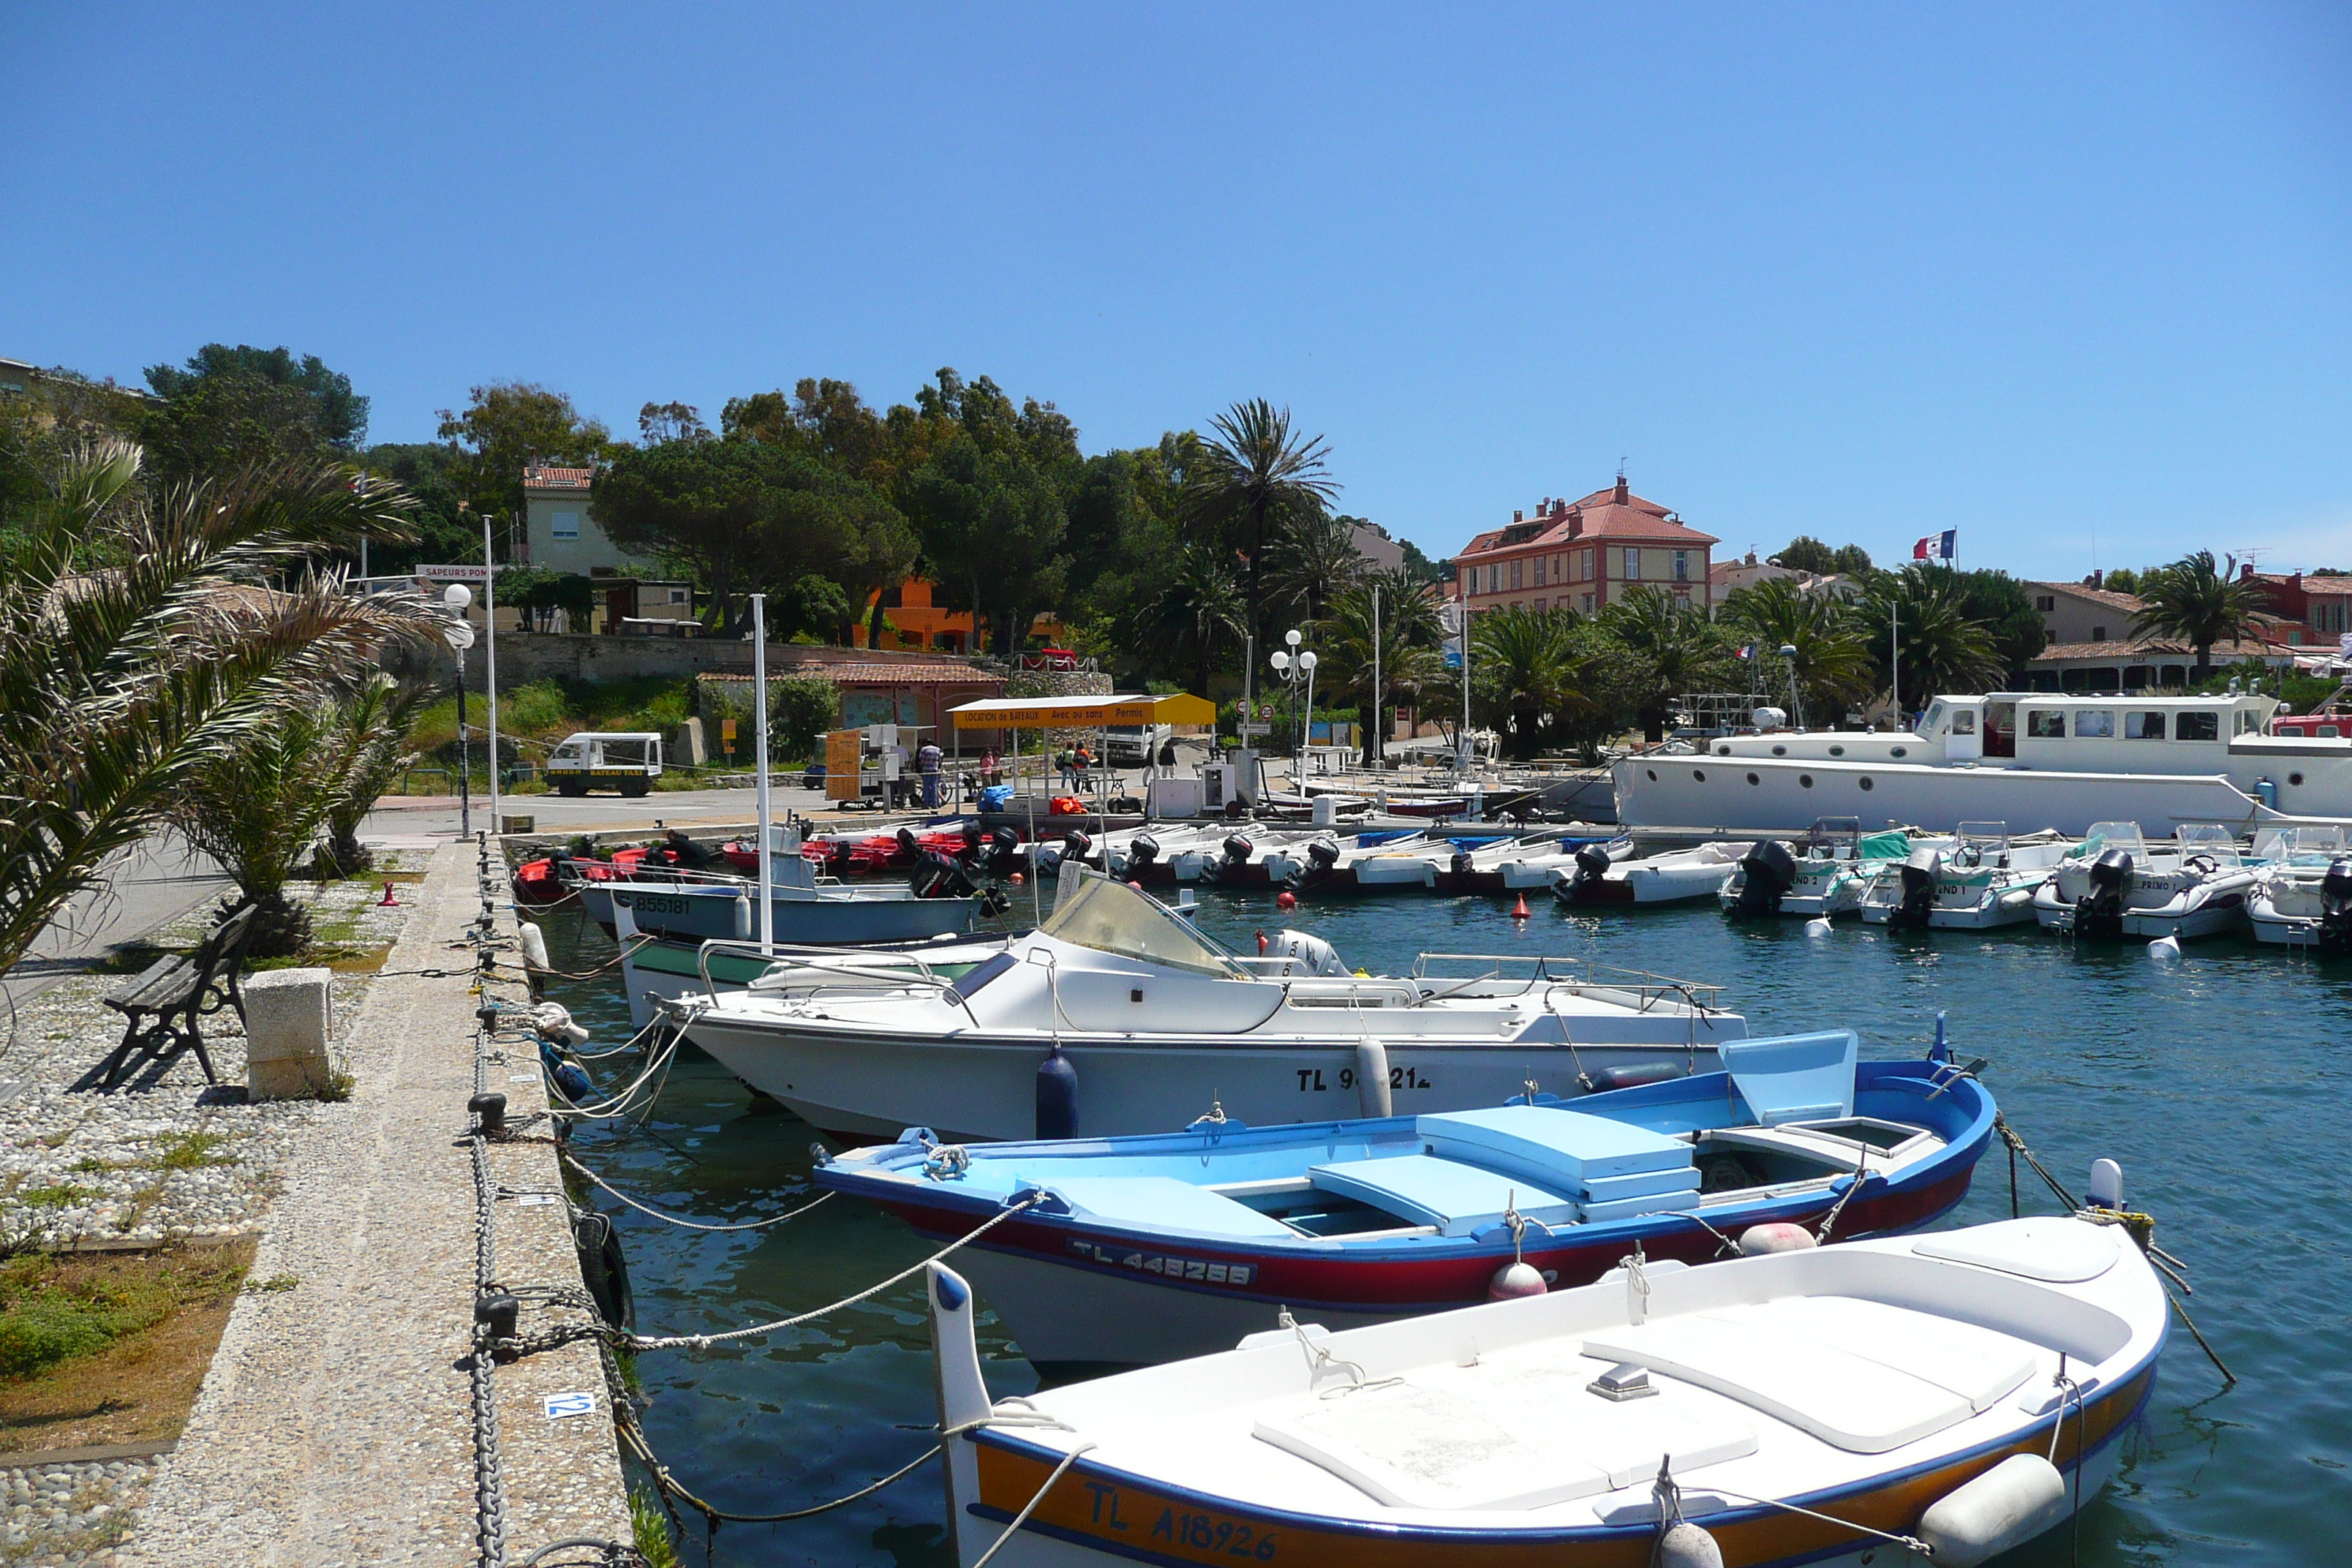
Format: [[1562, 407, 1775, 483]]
[[523, 465, 594, 491], [788, 662, 1005, 685], [1457, 484, 1716, 558], [2026, 580, 2144, 614], [2034, 635, 2289, 662]]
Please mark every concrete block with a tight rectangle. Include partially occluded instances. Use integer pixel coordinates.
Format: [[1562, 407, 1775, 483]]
[[500, 814, 536, 835], [244, 967, 332, 1099], [671, 717, 709, 767]]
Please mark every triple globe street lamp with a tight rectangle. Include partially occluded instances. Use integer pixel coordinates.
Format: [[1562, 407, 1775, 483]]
[[1269, 627, 1318, 758]]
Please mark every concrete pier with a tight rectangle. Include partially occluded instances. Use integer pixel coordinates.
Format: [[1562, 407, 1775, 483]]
[[121, 840, 630, 1567]]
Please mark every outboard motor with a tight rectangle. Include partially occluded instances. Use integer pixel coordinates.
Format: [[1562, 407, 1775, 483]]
[[976, 826, 1021, 875], [1213, 834, 1255, 885], [1733, 838, 1798, 916], [1059, 830, 1093, 868], [2072, 848, 2133, 939], [1566, 843, 1614, 901], [1890, 847, 1942, 930], [1122, 832, 1162, 878], [893, 826, 920, 865], [2319, 858, 2352, 953], [908, 849, 976, 900], [1286, 837, 1342, 893]]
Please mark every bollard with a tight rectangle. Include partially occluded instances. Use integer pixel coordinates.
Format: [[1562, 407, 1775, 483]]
[[377, 881, 399, 907], [468, 1090, 508, 1134], [244, 968, 335, 1099]]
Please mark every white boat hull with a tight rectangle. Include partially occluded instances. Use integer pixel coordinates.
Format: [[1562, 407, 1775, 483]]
[[682, 1015, 1730, 1144]]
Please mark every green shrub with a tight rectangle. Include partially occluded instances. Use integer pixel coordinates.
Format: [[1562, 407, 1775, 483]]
[[0, 1297, 117, 1378]]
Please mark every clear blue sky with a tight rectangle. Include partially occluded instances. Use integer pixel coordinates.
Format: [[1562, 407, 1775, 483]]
[[5, 4, 2348, 578]]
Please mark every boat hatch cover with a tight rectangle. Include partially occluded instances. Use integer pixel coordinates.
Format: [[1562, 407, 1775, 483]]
[[1417, 1106, 1691, 1188], [1912, 1216, 2122, 1283], [1251, 1358, 1755, 1509], [1581, 1297, 2035, 1453], [1011, 1176, 1296, 1240], [1719, 1030, 1859, 1126], [1307, 1154, 1577, 1237]]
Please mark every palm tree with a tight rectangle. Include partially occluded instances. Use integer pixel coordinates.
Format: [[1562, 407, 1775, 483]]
[[1860, 567, 2004, 712], [1314, 572, 1445, 764], [1263, 509, 1365, 626], [1144, 544, 1247, 698], [323, 673, 427, 877], [1716, 577, 1874, 723], [0, 443, 435, 972], [1471, 604, 1586, 759], [2132, 550, 2271, 682], [1187, 401, 1339, 649], [1601, 588, 1737, 742], [169, 697, 348, 957]]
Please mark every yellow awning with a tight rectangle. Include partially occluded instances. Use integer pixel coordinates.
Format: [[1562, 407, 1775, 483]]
[[949, 693, 1216, 730]]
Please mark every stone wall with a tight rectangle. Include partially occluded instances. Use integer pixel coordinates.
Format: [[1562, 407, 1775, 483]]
[[408, 632, 992, 690]]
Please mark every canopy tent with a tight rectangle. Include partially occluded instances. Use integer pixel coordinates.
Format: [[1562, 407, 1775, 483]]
[[947, 693, 1215, 730]]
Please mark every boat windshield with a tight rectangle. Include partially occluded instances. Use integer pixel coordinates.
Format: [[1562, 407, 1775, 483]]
[[2080, 821, 2147, 858], [1040, 873, 1245, 978], [2174, 823, 2240, 863], [2254, 825, 2347, 863]]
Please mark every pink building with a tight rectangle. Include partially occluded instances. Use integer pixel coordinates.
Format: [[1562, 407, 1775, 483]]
[[1451, 477, 1717, 616]]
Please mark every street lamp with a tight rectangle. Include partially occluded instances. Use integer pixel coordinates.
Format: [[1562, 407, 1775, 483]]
[[443, 585, 475, 837], [1777, 642, 1800, 728], [1270, 628, 1316, 761]]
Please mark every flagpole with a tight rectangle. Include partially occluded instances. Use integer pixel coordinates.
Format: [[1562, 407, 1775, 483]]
[[753, 592, 773, 955]]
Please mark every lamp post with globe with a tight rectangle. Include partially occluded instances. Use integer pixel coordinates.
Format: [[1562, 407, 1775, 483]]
[[1268, 628, 1319, 764], [443, 584, 475, 837], [1778, 642, 1801, 728]]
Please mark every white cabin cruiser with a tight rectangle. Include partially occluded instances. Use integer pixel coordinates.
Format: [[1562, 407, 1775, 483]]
[[2247, 826, 2352, 949], [2031, 822, 2258, 941], [1858, 823, 2075, 930], [1554, 840, 1749, 906], [675, 869, 1746, 1142], [1617, 690, 2352, 834], [1719, 820, 1918, 919]]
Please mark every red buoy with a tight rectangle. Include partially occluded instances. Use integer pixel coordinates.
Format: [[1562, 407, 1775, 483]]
[[377, 881, 400, 907], [1256, 930, 1269, 954], [1276, 890, 1297, 911], [1511, 894, 1530, 919], [1010, 872, 1025, 886]]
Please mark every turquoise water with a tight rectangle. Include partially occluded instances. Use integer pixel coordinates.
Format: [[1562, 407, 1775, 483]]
[[535, 893, 2352, 1566]]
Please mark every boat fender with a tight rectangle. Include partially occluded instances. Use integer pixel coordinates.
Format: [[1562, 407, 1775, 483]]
[[573, 1209, 636, 1332], [1917, 1453, 2069, 1568], [517, 921, 551, 973], [1656, 1522, 1725, 1568], [529, 1001, 590, 1045], [1036, 1043, 1079, 1139], [1354, 1037, 1393, 1117], [1804, 915, 1833, 937], [2087, 1157, 2124, 1210], [2147, 932, 2181, 961], [1738, 1221, 1817, 1256], [1583, 1062, 1684, 1093], [1487, 1260, 1545, 1300]]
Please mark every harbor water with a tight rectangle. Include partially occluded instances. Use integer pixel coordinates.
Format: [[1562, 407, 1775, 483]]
[[538, 892, 2352, 1567]]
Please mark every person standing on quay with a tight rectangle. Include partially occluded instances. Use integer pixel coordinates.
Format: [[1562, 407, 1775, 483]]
[[918, 737, 943, 810]]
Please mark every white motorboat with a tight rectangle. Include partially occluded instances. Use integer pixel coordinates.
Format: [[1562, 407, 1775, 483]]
[[1349, 834, 1488, 889], [1555, 840, 1750, 907], [674, 868, 1746, 1142], [2246, 826, 2352, 949], [1616, 690, 2352, 834], [1719, 820, 1919, 919], [2031, 821, 2259, 941], [1103, 823, 1226, 882], [1174, 828, 1335, 887], [1858, 823, 2075, 930], [1496, 835, 1632, 892], [926, 1210, 2167, 1568]]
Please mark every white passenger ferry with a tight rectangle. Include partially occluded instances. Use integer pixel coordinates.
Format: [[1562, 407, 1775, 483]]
[[1615, 692, 2352, 835]]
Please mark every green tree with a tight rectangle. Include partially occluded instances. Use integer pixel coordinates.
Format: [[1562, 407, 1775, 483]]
[[2132, 550, 2272, 681], [322, 674, 426, 878], [0, 443, 435, 971], [1600, 587, 1738, 742], [1396, 536, 1451, 587], [1470, 604, 1586, 760], [1831, 543, 1874, 574], [1774, 536, 1839, 574], [1137, 544, 1246, 697], [141, 344, 368, 479], [352, 442, 477, 576], [170, 696, 351, 956], [1313, 571, 1446, 763], [1717, 577, 1874, 723], [1948, 569, 2048, 678], [1860, 566, 2005, 708], [435, 382, 615, 526], [1186, 400, 1339, 651], [1264, 508, 1366, 626]]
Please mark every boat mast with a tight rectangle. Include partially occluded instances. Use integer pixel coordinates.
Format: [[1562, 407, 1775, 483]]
[[753, 591, 773, 954], [1891, 597, 1900, 727]]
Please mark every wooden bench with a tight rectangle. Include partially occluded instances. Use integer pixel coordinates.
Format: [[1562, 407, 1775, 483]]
[[94, 904, 257, 1090]]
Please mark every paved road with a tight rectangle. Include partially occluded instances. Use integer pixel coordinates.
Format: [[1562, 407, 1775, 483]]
[[359, 783, 837, 840], [2, 838, 233, 1008]]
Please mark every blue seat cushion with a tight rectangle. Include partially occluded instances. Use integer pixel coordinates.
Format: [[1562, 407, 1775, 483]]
[[1308, 1155, 1578, 1237], [1417, 1105, 1692, 1191]]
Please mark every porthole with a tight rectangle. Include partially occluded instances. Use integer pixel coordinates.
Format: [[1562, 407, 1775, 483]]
[[1692, 770, 1707, 783], [1646, 768, 1658, 781], [1771, 745, 1787, 756], [1746, 772, 1760, 785], [1800, 774, 1815, 788], [1858, 777, 1875, 791], [2289, 772, 2304, 786], [1890, 747, 1908, 758], [1716, 745, 1731, 756], [1828, 745, 1845, 757]]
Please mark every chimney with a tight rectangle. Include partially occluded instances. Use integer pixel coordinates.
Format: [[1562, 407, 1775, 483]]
[[1553, 498, 1567, 517], [1613, 473, 1629, 505], [1565, 508, 1583, 539], [1539, 498, 1550, 514], [1746, 551, 1758, 566], [1513, 509, 1523, 523], [2240, 563, 2255, 581]]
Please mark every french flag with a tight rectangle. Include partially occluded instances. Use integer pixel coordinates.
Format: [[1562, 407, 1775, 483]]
[[1913, 529, 1956, 562]]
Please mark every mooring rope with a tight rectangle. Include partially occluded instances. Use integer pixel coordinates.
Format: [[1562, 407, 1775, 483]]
[[559, 1148, 836, 1233]]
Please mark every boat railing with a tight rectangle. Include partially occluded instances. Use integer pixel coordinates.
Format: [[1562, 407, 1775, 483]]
[[1410, 951, 1722, 1011], [692, 939, 986, 1026], [1278, 976, 1421, 1009]]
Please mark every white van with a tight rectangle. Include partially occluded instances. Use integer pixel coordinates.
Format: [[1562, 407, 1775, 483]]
[[546, 732, 664, 797]]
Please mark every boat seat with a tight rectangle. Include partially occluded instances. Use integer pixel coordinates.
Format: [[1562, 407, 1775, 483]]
[[1912, 1216, 2121, 1283], [1720, 1030, 1858, 1126], [1416, 1106, 1694, 1202], [1579, 1294, 2035, 1453], [1251, 1356, 1754, 1511], [1021, 1176, 1298, 1240], [1307, 1155, 1576, 1237]]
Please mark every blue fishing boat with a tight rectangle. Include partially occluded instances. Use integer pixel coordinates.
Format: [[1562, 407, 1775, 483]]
[[816, 1029, 1995, 1367]]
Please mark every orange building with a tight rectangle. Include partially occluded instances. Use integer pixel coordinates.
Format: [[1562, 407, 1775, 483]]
[[853, 578, 1063, 653], [1452, 476, 1716, 616]]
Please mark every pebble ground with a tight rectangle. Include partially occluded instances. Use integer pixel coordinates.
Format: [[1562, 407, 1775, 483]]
[[0, 1458, 157, 1567]]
